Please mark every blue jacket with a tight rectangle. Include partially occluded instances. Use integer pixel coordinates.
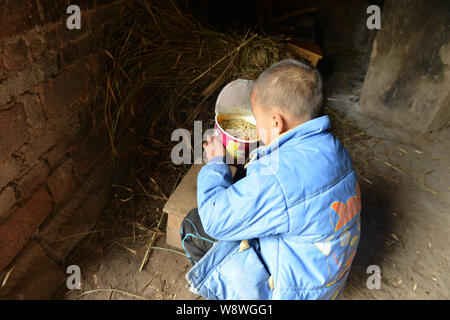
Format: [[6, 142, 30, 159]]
[[185, 115, 361, 300]]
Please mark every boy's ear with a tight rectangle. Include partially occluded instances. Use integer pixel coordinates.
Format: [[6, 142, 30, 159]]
[[272, 112, 286, 134]]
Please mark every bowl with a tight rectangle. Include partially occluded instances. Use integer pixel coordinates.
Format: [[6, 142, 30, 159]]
[[214, 113, 258, 161]]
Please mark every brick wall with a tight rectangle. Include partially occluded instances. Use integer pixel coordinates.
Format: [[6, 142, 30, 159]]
[[0, 0, 126, 299]]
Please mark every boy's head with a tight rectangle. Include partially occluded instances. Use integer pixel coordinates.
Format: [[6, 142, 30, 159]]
[[250, 59, 324, 145]]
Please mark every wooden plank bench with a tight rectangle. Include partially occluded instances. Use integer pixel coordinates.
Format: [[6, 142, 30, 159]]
[[163, 164, 237, 250], [287, 38, 323, 67]]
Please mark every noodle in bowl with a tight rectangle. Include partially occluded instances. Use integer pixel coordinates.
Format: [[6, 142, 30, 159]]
[[214, 113, 258, 160]]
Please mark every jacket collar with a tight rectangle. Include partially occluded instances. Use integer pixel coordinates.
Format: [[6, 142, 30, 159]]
[[247, 115, 332, 163]]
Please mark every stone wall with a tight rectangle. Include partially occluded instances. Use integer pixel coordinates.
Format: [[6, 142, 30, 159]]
[[0, 0, 125, 299], [360, 0, 450, 134]]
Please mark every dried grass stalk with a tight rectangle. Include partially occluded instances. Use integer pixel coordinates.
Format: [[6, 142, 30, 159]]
[[102, 0, 295, 154]]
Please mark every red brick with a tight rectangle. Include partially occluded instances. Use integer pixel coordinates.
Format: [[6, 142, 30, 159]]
[[39, 178, 111, 261], [14, 131, 56, 169], [0, 186, 16, 220], [19, 93, 46, 130], [0, 156, 23, 190], [0, 188, 52, 272], [0, 0, 41, 41], [46, 158, 77, 204], [0, 104, 30, 161], [0, 240, 65, 299], [1, 38, 30, 71], [38, 64, 91, 120], [42, 21, 83, 52], [17, 161, 50, 198], [0, 63, 7, 82], [0, 54, 58, 105], [70, 129, 109, 179], [43, 134, 74, 169], [24, 29, 47, 61]]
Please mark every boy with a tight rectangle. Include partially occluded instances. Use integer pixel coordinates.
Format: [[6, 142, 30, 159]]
[[180, 59, 361, 300]]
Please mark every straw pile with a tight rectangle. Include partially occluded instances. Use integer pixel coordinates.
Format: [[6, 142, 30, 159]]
[[103, 0, 295, 155]]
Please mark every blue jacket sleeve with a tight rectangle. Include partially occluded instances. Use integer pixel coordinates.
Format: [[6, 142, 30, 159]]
[[196, 158, 289, 241]]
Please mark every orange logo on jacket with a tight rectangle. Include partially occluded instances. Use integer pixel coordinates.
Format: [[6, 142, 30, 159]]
[[331, 183, 361, 232], [339, 249, 357, 280]]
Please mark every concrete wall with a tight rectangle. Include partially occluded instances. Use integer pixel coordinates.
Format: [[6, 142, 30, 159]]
[[360, 0, 450, 133], [0, 0, 125, 299]]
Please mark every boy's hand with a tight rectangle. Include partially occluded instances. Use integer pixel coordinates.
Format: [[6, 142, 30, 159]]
[[203, 134, 226, 162]]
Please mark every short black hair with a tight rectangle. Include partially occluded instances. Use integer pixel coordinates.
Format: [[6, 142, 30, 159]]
[[251, 59, 324, 120]]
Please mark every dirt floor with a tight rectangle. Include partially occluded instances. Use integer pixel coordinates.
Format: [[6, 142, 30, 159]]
[[62, 235, 198, 300], [323, 47, 449, 299], [58, 45, 449, 301]]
